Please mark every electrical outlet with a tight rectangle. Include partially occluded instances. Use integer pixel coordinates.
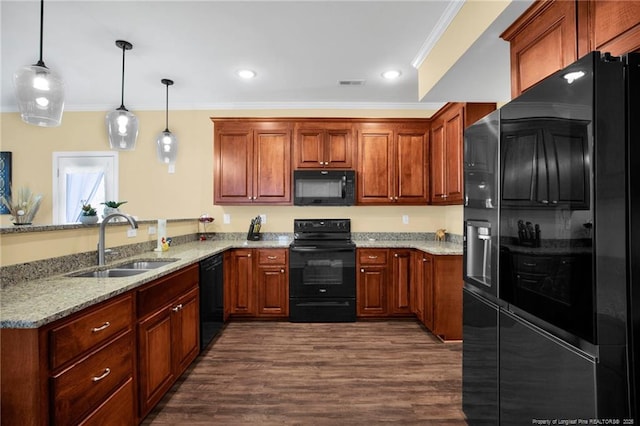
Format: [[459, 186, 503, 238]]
[[168, 164, 176, 174], [223, 214, 231, 224], [260, 214, 267, 224], [148, 226, 156, 235], [402, 215, 409, 225], [127, 229, 137, 238]]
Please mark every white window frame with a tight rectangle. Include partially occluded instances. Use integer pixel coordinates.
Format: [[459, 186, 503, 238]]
[[52, 151, 119, 224]]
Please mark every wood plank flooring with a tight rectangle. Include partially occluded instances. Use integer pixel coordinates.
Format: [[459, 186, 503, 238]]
[[142, 320, 467, 425]]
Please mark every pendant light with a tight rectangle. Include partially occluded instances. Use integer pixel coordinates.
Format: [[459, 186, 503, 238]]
[[156, 79, 178, 164], [13, 0, 64, 127], [106, 40, 138, 151]]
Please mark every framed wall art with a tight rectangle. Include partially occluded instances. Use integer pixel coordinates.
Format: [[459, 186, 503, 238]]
[[0, 152, 12, 214]]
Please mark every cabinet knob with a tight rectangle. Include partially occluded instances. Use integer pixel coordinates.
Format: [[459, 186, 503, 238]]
[[281, 269, 285, 273], [172, 303, 183, 312], [540, 200, 549, 204], [248, 253, 252, 257], [91, 321, 111, 333], [360, 268, 365, 272], [422, 258, 427, 262], [394, 196, 398, 200], [394, 253, 398, 257], [248, 196, 252, 200], [92, 368, 111, 382], [389, 197, 393, 200]]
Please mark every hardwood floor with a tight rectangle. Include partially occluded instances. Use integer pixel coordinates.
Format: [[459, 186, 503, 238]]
[[142, 320, 467, 425]]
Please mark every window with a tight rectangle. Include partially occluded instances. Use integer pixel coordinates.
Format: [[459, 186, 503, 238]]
[[52, 152, 119, 224]]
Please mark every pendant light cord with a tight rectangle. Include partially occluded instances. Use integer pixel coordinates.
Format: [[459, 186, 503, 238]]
[[120, 44, 126, 109], [165, 83, 169, 132], [36, 0, 45, 66]]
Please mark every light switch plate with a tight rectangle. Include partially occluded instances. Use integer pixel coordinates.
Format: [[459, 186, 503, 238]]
[[168, 164, 175, 174], [260, 214, 267, 224], [402, 215, 409, 225], [223, 214, 231, 224], [148, 226, 156, 235]]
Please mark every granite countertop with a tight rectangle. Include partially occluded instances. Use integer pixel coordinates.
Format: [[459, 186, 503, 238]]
[[1, 238, 462, 329]]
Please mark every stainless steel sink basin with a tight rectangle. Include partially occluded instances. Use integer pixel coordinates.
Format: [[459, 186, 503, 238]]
[[116, 260, 177, 269], [69, 269, 148, 278]]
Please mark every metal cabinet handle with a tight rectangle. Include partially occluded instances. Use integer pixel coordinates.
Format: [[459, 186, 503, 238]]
[[368, 255, 378, 259], [91, 322, 111, 333], [540, 200, 549, 204], [267, 256, 277, 260], [523, 262, 536, 267], [92, 368, 111, 382], [172, 304, 183, 312]]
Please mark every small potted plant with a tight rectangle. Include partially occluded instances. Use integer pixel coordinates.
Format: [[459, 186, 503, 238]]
[[79, 201, 98, 225], [101, 200, 127, 218]]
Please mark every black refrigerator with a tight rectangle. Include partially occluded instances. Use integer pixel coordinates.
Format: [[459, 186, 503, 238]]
[[463, 51, 639, 423]]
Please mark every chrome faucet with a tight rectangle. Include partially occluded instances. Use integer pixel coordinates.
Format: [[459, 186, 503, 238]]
[[98, 212, 138, 266]]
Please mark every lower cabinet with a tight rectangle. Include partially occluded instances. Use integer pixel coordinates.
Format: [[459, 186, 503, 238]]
[[136, 264, 200, 419], [224, 248, 289, 319], [357, 249, 389, 317]]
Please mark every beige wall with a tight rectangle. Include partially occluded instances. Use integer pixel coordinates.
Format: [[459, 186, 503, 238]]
[[0, 108, 463, 267]]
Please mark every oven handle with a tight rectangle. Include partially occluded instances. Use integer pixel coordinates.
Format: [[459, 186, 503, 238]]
[[290, 246, 355, 253]]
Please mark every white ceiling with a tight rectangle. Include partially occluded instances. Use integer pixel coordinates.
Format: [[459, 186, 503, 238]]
[[0, 0, 533, 113]]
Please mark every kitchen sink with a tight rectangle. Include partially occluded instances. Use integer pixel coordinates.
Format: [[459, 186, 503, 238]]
[[115, 260, 178, 269], [69, 269, 148, 278]]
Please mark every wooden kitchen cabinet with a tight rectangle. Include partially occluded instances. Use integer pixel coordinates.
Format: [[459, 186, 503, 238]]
[[357, 249, 389, 317], [293, 120, 354, 169], [430, 103, 496, 205], [414, 252, 463, 341], [389, 249, 413, 316], [213, 119, 292, 205], [1, 293, 136, 426], [225, 248, 290, 319], [256, 249, 289, 317], [137, 264, 200, 418], [224, 249, 256, 317], [356, 120, 430, 205], [410, 250, 426, 323], [502, 0, 640, 98]]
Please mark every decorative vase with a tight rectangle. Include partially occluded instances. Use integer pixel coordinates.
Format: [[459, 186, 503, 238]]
[[80, 215, 99, 225]]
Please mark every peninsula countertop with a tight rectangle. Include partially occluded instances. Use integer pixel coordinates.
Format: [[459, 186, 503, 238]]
[[1, 238, 462, 329]]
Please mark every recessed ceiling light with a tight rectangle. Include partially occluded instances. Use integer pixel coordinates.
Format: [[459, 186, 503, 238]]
[[381, 70, 401, 80], [237, 69, 256, 79]]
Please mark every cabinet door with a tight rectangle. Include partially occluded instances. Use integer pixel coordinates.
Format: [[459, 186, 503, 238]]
[[225, 249, 255, 316], [582, 0, 640, 56], [395, 128, 429, 204], [422, 254, 434, 330], [214, 127, 253, 204], [444, 112, 463, 203], [253, 126, 291, 204], [138, 307, 174, 417], [294, 128, 324, 168], [325, 127, 353, 168], [357, 125, 394, 204], [501, 0, 578, 97], [256, 266, 288, 317], [357, 265, 388, 317], [294, 122, 353, 169], [411, 251, 425, 323], [173, 288, 200, 375], [389, 250, 412, 316], [430, 121, 446, 203]]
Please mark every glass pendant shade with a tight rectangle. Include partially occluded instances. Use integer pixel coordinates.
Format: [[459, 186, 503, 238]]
[[13, 0, 64, 127], [156, 130, 178, 164], [106, 107, 139, 150], [156, 78, 177, 164], [107, 40, 137, 151]]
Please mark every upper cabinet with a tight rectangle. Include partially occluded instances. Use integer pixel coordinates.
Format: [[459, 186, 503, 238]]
[[214, 119, 292, 205], [502, 0, 640, 98], [430, 103, 496, 205], [356, 120, 430, 205], [293, 121, 354, 169]]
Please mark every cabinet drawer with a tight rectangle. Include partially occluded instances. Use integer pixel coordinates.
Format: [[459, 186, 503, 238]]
[[257, 249, 287, 265], [50, 294, 133, 370], [358, 249, 388, 265], [51, 330, 133, 426], [78, 378, 135, 426], [137, 264, 199, 319]]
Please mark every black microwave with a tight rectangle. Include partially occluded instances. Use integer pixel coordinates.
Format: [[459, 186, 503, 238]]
[[293, 170, 356, 206]]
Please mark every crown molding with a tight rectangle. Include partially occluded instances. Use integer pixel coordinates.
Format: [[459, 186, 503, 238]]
[[411, 0, 465, 69]]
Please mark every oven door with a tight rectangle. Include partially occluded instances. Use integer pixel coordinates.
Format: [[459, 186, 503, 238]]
[[289, 245, 356, 298]]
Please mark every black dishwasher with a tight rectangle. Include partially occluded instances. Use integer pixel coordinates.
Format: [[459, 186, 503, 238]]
[[199, 254, 224, 351]]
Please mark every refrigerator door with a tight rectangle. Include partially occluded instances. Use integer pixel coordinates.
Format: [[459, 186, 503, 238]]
[[464, 110, 500, 298], [499, 309, 597, 421], [462, 288, 498, 425]]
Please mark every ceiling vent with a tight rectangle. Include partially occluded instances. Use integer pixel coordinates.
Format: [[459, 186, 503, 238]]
[[338, 79, 366, 86]]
